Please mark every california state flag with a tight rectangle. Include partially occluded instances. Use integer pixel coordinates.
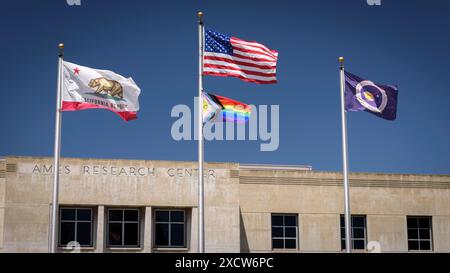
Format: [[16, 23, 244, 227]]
[[62, 61, 141, 121]]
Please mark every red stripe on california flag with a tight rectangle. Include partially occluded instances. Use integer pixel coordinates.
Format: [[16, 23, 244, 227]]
[[204, 64, 276, 77], [62, 101, 137, 121], [204, 56, 276, 70], [203, 71, 277, 84]]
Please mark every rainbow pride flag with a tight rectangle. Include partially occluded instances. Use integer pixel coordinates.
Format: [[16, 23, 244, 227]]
[[203, 92, 251, 123]]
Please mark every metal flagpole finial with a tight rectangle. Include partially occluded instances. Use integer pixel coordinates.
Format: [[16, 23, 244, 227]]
[[58, 43, 64, 57], [339, 56, 344, 68], [197, 11, 204, 24]]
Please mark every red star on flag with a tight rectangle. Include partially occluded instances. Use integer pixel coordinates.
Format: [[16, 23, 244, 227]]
[[73, 67, 80, 75]]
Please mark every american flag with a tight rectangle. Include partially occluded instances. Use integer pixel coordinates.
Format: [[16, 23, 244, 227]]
[[203, 30, 278, 84]]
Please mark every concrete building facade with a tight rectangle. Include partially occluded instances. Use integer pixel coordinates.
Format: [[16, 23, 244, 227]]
[[0, 156, 449, 253]]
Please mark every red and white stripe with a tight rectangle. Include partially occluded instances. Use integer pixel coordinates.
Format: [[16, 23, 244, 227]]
[[203, 37, 278, 84], [62, 102, 137, 121]]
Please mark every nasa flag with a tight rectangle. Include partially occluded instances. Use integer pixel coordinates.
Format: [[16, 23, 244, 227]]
[[344, 71, 398, 120], [62, 61, 141, 121]]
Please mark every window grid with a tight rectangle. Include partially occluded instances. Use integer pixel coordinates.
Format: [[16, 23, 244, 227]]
[[57, 209, 436, 252], [407, 216, 433, 251], [154, 209, 186, 248], [59, 208, 93, 247], [340, 215, 367, 250], [271, 214, 298, 250], [107, 208, 140, 248]]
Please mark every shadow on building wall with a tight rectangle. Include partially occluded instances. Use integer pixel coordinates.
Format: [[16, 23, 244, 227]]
[[239, 209, 250, 252]]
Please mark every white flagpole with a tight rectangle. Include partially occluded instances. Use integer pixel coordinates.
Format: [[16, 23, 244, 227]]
[[50, 43, 64, 253], [339, 57, 352, 253], [197, 11, 205, 253]]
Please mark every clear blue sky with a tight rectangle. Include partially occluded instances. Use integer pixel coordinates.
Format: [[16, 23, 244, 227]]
[[1, 0, 449, 175]]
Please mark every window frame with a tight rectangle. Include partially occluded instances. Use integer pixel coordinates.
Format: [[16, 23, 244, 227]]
[[153, 209, 187, 249], [106, 208, 141, 248], [271, 213, 299, 250], [340, 214, 367, 251], [407, 216, 433, 252], [58, 207, 94, 248]]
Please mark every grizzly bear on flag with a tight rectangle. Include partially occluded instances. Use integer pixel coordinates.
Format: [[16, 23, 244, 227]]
[[88, 77, 124, 99]]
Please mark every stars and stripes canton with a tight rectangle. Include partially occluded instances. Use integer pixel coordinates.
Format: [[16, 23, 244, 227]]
[[203, 30, 278, 84]]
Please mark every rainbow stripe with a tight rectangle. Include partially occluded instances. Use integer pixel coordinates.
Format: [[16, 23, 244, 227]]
[[207, 93, 251, 123]]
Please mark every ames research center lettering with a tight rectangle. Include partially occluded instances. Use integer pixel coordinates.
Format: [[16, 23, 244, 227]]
[[30, 164, 216, 178]]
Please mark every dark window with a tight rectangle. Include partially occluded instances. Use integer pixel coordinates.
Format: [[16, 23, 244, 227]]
[[271, 214, 298, 250], [340, 215, 367, 250], [107, 209, 140, 248], [407, 216, 433, 251], [154, 210, 186, 248], [59, 208, 93, 247]]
